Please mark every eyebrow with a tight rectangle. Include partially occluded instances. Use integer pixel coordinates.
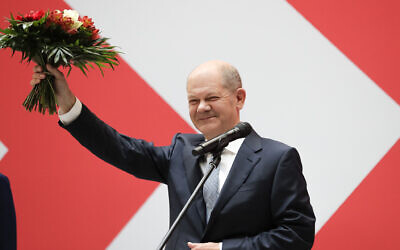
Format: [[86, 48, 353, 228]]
[[187, 95, 198, 100], [187, 91, 221, 98]]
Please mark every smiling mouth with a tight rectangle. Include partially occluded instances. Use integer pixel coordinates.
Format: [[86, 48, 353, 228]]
[[198, 116, 216, 121]]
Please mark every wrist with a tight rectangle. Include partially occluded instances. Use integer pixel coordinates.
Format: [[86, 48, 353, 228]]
[[58, 94, 76, 115]]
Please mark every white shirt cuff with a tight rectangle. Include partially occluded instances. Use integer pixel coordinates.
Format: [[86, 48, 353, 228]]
[[58, 98, 82, 125]]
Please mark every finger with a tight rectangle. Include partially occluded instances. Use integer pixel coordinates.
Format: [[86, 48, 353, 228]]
[[33, 65, 42, 73], [32, 72, 46, 80], [46, 64, 64, 79], [188, 242, 203, 249], [30, 79, 40, 86]]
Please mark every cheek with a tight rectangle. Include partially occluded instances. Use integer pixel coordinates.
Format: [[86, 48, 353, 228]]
[[213, 103, 227, 115], [188, 106, 197, 118]]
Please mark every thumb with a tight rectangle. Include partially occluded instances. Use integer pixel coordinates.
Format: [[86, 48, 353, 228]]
[[46, 64, 64, 79]]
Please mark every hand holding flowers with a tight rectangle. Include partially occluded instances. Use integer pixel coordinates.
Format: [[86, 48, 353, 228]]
[[31, 64, 76, 115]]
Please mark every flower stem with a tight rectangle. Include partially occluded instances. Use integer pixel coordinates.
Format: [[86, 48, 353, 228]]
[[22, 54, 58, 115]]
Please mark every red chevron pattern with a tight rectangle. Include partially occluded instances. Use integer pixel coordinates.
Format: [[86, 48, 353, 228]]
[[287, 0, 400, 248]]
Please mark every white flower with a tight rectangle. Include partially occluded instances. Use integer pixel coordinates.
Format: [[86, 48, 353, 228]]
[[63, 9, 79, 21], [63, 9, 83, 29], [70, 20, 83, 29]]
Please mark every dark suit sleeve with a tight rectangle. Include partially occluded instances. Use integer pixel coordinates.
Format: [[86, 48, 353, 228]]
[[0, 174, 17, 250], [59, 104, 174, 184], [222, 148, 315, 250]]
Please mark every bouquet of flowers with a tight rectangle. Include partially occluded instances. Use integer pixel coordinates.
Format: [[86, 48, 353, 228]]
[[0, 10, 120, 114]]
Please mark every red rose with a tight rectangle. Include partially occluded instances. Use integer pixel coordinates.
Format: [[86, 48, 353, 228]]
[[32, 10, 44, 20], [91, 29, 100, 40], [21, 10, 44, 21], [16, 15, 23, 21], [23, 12, 32, 21]]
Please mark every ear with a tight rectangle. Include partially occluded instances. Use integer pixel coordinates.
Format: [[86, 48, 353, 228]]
[[235, 88, 246, 110]]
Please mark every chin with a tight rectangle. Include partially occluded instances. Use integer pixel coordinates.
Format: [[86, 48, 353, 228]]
[[198, 123, 223, 139]]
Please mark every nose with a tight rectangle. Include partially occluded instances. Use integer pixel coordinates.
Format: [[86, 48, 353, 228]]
[[197, 100, 211, 113]]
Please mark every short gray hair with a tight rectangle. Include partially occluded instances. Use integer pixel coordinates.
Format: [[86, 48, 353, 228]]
[[221, 64, 242, 92]]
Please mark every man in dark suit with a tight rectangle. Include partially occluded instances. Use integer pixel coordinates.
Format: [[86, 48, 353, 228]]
[[31, 60, 315, 249], [0, 173, 17, 250]]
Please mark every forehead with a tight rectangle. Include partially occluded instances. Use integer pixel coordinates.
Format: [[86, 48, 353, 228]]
[[186, 68, 226, 96]]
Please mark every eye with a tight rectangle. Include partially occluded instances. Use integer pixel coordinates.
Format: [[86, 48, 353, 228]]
[[206, 96, 220, 102], [188, 99, 199, 105]]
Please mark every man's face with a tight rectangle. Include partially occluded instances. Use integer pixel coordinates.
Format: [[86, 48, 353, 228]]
[[186, 67, 244, 140]]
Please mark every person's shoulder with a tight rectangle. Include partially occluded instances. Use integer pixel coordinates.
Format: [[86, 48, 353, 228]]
[[249, 130, 292, 149], [0, 173, 9, 181], [251, 135, 302, 166], [0, 173, 10, 186], [249, 130, 296, 156], [262, 137, 292, 150], [169, 133, 205, 148], [175, 132, 204, 141]]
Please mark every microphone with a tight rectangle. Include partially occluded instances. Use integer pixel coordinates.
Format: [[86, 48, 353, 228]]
[[192, 122, 252, 156]]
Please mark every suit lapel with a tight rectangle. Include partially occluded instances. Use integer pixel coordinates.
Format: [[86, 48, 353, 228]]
[[183, 136, 207, 228], [183, 151, 202, 193], [203, 130, 262, 236]]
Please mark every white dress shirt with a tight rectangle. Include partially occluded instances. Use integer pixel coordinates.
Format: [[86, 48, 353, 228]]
[[199, 139, 245, 193], [58, 97, 82, 125]]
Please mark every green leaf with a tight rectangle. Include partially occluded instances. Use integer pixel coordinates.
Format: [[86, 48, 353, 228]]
[[108, 62, 114, 70], [47, 48, 57, 61], [60, 50, 68, 65], [81, 62, 89, 71], [0, 28, 16, 35], [66, 65, 72, 77], [22, 22, 33, 30], [38, 13, 48, 25], [60, 47, 73, 57], [95, 62, 104, 76], [78, 64, 88, 77], [8, 13, 18, 27], [54, 50, 61, 64]]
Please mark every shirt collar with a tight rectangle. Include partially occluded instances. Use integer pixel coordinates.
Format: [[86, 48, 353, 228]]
[[201, 137, 245, 164], [225, 137, 245, 154]]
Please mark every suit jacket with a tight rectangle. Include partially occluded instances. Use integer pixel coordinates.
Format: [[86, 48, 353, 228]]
[[0, 173, 17, 250], [60, 104, 315, 250]]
